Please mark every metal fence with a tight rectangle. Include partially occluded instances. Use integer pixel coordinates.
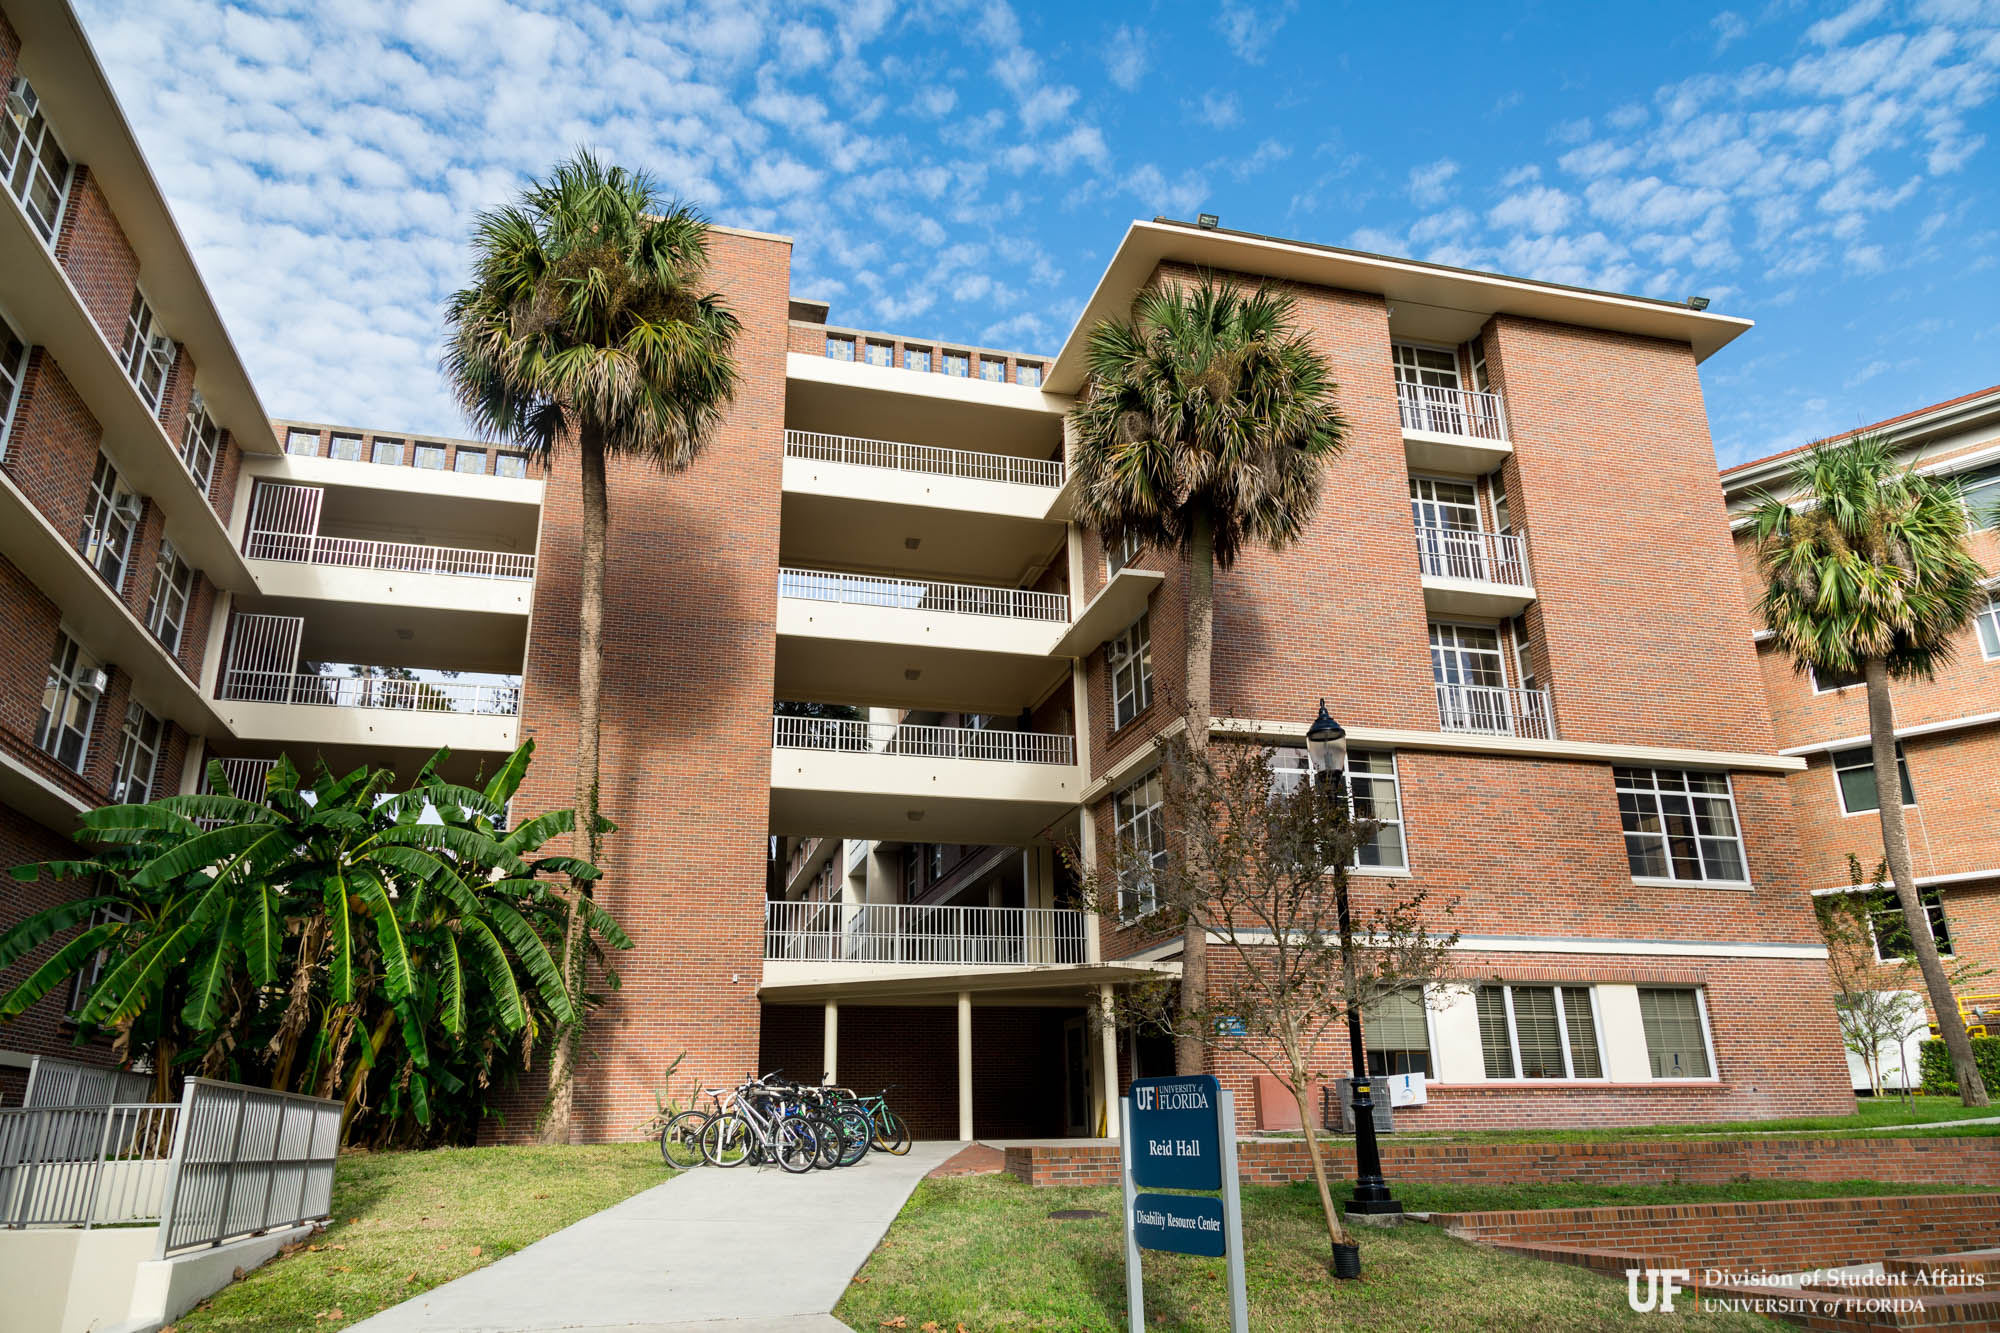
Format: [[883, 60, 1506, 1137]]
[[784, 428, 1066, 488], [772, 715, 1076, 765], [246, 529, 537, 580], [0, 1102, 179, 1227], [220, 668, 521, 716], [1435, 684, 1556, 739], [1395, 383, 1509, 442], [778, 567, 1069, 621], [1413, 525, 1532, 587], [766, 900, 1088, 966], [156, 1080, 341, 1257], [22, 1054, 154, 1108]]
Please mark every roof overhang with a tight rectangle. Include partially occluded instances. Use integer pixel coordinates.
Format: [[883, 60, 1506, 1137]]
[[1047, 220, 1754, 394], [1720, 385, 2000, 496]]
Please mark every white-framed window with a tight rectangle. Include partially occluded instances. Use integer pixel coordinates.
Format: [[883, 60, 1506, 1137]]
[[1867, 886, 1953, 962], [825, 335, 855, 361], [1833, 743, 1915, 816], [1616, 766, 1748, 883], [81, 452, 142, 590], [863, 341, 893, 368], [144, 538, 193, 655], [66, 898, 133, 1016], [112, 700, 163, 804], [1960, 463, 1999, 532], [1475, 983, 1603, 1079], [1016, 363, 1043, 388], [371, 437, 404, 465], [1106, 612, 1153, 728], [1107, 531, 1143, 575], [0, 308, 28, 458], [120, 291, 175, 412], [2, 76, 73, 244], [1510, 614, 1537, 693], [1112, 771, 1166, 916], [413, 443, 447, 470], [1363, 989, 1432, 1077], [1976, 591, 1998, 660], [904, 346, 932, 373], [285, 428, 321, 457], [38, 632, 103, 772], [1410, 475, 1481, 532], [1637, 987, 1715, 1079], [494, 450, 527, 479], [1391, 342, 1461, 391], [179, 392, 220, 493], [1269, 746, 1407, 869], [1811, 662, 1864, 692], [328, 433, 363, 462], [942, 351, 970, 377], [453, 447, 487, 475], [1468, 335, 1490, 392], [1429, 621, 1506, 688], [978, 357, 1006, 383]]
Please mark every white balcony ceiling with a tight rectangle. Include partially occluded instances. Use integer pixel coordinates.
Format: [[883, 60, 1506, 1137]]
[[786, 356, 1068, 457], [232, 595, 527, 674], [779, 489, 1066, 587]]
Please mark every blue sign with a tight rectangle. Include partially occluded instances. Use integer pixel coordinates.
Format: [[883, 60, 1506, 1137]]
[[1132, 1192, 1226, 1257], [1128, 1075, 1222, 1191]]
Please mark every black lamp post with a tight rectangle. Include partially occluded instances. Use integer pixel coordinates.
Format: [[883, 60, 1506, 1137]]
[[1304, 700, 1402, 1218]]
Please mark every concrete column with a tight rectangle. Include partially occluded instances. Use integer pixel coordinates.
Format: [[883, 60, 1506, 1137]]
[[957, 991, 974, 1142], [823, 1002, 839, 1085], [1098, 983, 1120, 1139], [1078, 808, 1103, 962]]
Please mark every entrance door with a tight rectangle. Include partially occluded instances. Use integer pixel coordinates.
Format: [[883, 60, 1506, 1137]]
[[1062, 1016, 1089, 1136]]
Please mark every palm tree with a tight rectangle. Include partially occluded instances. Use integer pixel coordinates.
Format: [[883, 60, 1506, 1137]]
[[1750, 435, 1990, 1107], [442, 150, 741, 1141], [1067, 277, 1347, 1074]]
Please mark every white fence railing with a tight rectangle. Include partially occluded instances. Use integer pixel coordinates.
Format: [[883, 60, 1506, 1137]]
[[220, 669, 520, 716], [1396, 383, 1509, 442], [0, 1102, 179, 1228], [1435, 684, 1555, 739], [21, 1054, 154, 1108], [785, 428, 1065, 488], [779, 567, 1069, 622], [766, 900, 1088, 966], [156, 1080, 341, 1257], [245, 530, 536, 581], [1413, 525, 1531, 587], [772, 716, 1076, 765]]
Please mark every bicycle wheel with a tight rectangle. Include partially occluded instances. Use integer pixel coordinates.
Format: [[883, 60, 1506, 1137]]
[[834, 1108, 872, 1167], [699, 1112, 752, 1167], [876, 1107, 912, 1156], [775, 1117, 819, 1174], [660, 1110, 709, 1169], [809, 1115, 844, 1170]]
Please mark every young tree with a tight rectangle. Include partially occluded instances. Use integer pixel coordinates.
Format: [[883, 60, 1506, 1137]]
[[1067, 279, 1349, 1074], [442, 150, 741, 1140], [1817, 858, 1928, 1099], [1751, 436, 1990, 1106], [1072, 731, 1459, 1271]]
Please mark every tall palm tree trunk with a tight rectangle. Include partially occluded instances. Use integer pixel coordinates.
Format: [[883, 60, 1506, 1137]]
[[1864, 657, 1988, 1106], [1176, 513, 1215, 1076], [541, 429, 608, 1144]]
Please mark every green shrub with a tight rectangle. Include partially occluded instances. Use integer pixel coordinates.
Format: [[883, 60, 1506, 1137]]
[[1918, 1036, 2000, 1094]]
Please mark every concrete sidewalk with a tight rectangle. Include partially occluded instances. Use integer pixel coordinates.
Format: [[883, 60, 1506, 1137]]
[[344, 1141, 959, 1333]]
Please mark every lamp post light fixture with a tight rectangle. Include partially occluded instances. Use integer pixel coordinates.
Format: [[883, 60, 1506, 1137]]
[[1304, 699, 1402, 1219]]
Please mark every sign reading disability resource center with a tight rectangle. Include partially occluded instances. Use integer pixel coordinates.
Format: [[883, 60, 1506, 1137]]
[[1129, 1075, 1224, 1258]]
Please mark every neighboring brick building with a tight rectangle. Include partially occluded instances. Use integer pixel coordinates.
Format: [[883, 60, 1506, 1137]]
[[1722, 385, 2000, 1089], [2, 0, 1856, 1134]]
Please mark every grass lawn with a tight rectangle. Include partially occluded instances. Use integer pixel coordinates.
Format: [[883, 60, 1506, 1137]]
[[1384, 1096, 2000, 1143], [835, 1174, 1990, 1333], [170, 1143, 668, 1333]]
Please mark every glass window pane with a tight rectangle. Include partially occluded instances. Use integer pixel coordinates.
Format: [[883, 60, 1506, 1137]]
[[1562, 988, 1602, 1078], [1364, 989, 1430, 1077], [1510, 986, 1565, 1077], [1475, 986, 1513, 1078], [1639, 988, 1710, 1078]]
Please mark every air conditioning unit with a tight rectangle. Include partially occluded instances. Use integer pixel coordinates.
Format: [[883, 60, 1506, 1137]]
[[84, 668, 109, 695]]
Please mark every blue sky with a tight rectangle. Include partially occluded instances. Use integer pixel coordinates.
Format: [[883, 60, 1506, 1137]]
[[74, 0, 2000, 467]]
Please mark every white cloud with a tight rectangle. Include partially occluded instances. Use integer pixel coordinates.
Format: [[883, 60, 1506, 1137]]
[[1711, 11, 1748, 53], [1407, 158, 1459, 207], [1805, 0, 1887, 48], [1106, 25, 1148, 91], [1488, 186, 1576, 233], [1198, 92, 1241, 129], [1215, 0, 1295, 63]]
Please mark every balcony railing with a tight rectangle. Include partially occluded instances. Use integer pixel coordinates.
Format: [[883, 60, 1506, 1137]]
[[1435, 684, 1555, 739], [766, 900, 1087, 966], [245, 530, 536, 581], [772, 716, 1075, 765], [785, 428, 1065, 488], [779, 567, 1069, 622], [220, 669, 521, 716], [1414, 525, 1531, 586], [1396, 383, 1508, 442]]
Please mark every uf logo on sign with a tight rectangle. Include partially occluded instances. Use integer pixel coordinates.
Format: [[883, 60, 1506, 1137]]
[[1134, 1085, 1155, 1111], [1626, 1268, 1692, 1313]]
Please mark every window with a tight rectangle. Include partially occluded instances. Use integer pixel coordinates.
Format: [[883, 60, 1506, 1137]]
[[66, 899, 132, 1015], [1960, 463, 2000, 531], [179, 392, 220, 493], [863, 341, 893, 368], [928, 842, 946, 881], [900, 842, 922, 894], [0, 310, 27, 457], [112, 701, 163, 804], [1112, 771, 1166, 916], [1468, 335, 1490, 392], [286, 428, 321, 457], [38, 633, 102, 772], [1107, 612, 1153, 728], [1833, 743, 1916, 815], [1869, 886, 1952, 962], [1268, 747, 1407, 869], [1489, 472, 1511, 534], [494, 450, 527, 479], [1016, 363, 1043, 388], [1475, 984, 1602, 1079], [978, 357, 1007, 383], [413, 443, 447, 470], [144, 539, 192, 655], [1511, 615, 1537, 693], [1391, 343, 1461, 390], [119, 291, 174, 411], [1811, 662, 1864, 692], [1429, 622, 1505, 687], [1410, 476, 1481, 532], [328, 433, 363, 462], [81, 453, 142, 589], [904, 346, 932, 373], [1107, 531, 1143, 575], [1616, 767, 1748, 883], [1363, 989, 1431, 1076], [454, 448, 487, 475], [371, 437, 405, 466], [1977, 591, 1999, 660], [2, 77, 73, 243], [826, 335, 855, 361], [943, 351, 969, 377], [1638, 988, 1713, 1078]]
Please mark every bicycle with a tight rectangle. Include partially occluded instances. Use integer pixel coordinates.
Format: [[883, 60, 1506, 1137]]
[[659, 1088, 722, 1169], [699, 1075, 819, 1172], [827, 1082, 910, 1156]]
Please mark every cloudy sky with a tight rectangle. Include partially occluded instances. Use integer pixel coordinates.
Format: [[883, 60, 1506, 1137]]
[[74, 0, 2000, 467]]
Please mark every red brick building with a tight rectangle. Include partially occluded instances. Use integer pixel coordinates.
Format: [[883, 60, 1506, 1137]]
[[1723, 386, 2000, 1090], [1, 0, 1856, 1134]]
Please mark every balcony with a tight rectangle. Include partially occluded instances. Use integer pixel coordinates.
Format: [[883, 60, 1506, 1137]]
[[773, 716, 1073, 764], [785, 428, 1063, 487], [219, 667, 519, 714], [1435, 684, 1556, 740], [1414, 525, 1536, 617], [1398, 383, 1512, 473], [766, 900, 1087, 967], [246, 530, 535, 581]]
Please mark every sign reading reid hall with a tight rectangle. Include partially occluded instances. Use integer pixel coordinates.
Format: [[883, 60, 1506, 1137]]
[[1128, 1075, 1222, 1193]]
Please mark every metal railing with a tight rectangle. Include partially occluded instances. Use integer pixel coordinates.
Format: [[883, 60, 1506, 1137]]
[[0, 1102, 179, 1227], [21, 1054, 154, 1108], [1396, 383, 1508, 442], [779, 567, 1069, 621], [1413, 525, 1531, 587], [772, 715, 1076, 765], [220, 669, 520, 716], [245, 530, 536, 581], [765, 900, 1088, 966], [785, 428, 1065, 488], [156, 1080, 341, 1257], [1435, 684, 1555, 739]]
